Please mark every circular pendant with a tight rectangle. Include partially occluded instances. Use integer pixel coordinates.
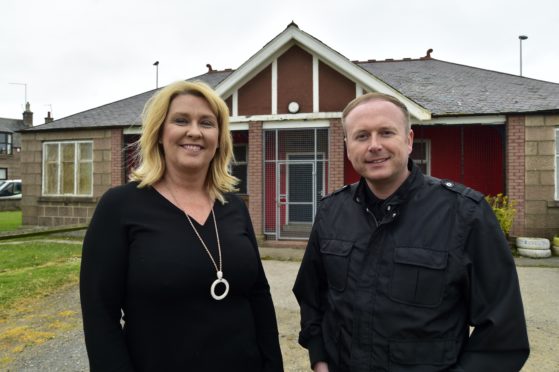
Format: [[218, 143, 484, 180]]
[[210, 271, 229, 300]]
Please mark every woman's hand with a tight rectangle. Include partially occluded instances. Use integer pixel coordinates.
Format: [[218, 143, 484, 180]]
[[313, 361, 329, 372]]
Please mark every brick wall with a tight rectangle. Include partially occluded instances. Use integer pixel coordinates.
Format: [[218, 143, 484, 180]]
[[507, 115, 526, 237], [522, 114, 559, 239], [329, 118, 345, 192], [111, 129, 124, 186], [20, 128, 123, 227], [0, 151, 22, 180], [248, 121, 264, 241]]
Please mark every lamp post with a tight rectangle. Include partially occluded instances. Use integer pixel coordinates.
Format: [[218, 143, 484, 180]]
[[153, 61, 159, 88], [519, 35, 528, 77]]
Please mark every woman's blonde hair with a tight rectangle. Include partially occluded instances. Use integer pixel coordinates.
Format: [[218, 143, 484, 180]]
[[130, 80, 238, 203]]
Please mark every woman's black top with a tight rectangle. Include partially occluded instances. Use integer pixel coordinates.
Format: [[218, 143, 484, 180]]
[[80, 182, 283, 371]]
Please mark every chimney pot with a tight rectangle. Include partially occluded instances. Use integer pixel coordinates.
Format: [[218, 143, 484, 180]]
[[45, 111, 54, 124], [23, 102, 33, 127]]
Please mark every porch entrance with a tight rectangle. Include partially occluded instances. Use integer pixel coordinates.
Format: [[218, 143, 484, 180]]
[[264, 128, 328, 240]]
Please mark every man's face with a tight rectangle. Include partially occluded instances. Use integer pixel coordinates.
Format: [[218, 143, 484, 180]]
[[344, 99, 413, 197]]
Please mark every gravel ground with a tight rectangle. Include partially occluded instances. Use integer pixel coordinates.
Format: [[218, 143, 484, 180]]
[[1, 262, 557, 371]]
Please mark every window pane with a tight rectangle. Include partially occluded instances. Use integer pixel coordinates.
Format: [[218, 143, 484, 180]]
[[62, 162, 75, 194], [0, 133, 5, 142], [233, 145, 247, 162], [61, 144, 75, 194], [7, 134, 12, 144], [79, 162, 92, 195], [44, 144, 59, 194], [411, 142, 426, 160], [232, 164, 247, 194], [0, 168, 6, 180], [62, 143, 75, 161], [45, 163, 58, 194], [46, 144, 59, 162], [80, 142, 92, 160]]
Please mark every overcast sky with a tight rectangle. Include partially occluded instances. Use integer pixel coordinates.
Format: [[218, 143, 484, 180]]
[[1, 0, 558, 123]]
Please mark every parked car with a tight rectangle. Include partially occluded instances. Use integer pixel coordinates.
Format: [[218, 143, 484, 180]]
[[0, 179, 22, 199]]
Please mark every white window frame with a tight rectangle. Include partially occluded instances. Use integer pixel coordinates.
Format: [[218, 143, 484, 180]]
[[555, 128, 559, 200], [42, 140, 93, 197], [412, 139, 431, 175], [0, 132, 13, 155]]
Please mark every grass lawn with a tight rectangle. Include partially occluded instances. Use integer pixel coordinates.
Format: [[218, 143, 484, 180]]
[[0, 240, 82, 317], [0, 211, 22, 232]]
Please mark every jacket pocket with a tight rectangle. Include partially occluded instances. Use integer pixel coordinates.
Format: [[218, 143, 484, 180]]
[[389, 339, 458, 370], [389, 247, 448, 307], [320, 239, 353, 291]]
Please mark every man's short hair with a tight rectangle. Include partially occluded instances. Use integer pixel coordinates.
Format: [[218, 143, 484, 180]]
[[342, 92, 411, 134]]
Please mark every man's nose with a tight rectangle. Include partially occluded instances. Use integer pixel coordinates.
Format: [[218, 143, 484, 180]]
[[367, 134, 382, 151]]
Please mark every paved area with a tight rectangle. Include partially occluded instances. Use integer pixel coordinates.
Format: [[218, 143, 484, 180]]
[[261, 246, 559, 268], [1, 248, 558, 371]]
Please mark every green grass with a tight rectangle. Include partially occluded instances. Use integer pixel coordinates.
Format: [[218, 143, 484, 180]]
[[0, 240, 82, 316], [0, 242, 82, 272], [0, 211, 22, 232]]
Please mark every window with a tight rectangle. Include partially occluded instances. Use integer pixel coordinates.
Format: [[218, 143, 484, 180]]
[[43, 141, 93, 196], [411, 139, 431, 175], [0, 132, 13, 155], [0, 168, 6, 180], [556, 129, 559, 200], [231, 144, 248, 194]]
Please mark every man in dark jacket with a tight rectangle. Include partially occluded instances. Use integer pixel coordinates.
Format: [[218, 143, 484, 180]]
[[293, 92, 529, 371]]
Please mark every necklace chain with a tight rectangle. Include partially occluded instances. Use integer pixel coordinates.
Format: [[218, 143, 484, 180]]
[[164, 183, 229, 300], [184, 209, 222, 274]]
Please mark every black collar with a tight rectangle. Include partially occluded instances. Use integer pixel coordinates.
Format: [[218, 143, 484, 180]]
[[353, 158, 422, 211]]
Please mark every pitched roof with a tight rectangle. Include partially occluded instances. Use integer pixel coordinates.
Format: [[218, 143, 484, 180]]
[[358, 58, 559, 116], [23, 70, 231, 132], [0, 117, 26, 146], [22, 27, 559, 133]]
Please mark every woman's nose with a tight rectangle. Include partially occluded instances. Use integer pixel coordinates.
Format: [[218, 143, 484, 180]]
[[187, 122, 202, 137]]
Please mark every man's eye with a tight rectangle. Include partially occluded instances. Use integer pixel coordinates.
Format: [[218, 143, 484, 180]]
[[355, 133, 368, 140]]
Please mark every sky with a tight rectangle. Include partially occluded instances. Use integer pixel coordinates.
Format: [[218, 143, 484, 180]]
[[1, 0, 558, 123]]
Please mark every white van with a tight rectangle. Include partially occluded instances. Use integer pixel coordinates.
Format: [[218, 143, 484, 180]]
[[0, 179, 22, 199]]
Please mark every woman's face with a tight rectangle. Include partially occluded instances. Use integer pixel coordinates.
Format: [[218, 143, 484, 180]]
[[159, 93, 219, 178]]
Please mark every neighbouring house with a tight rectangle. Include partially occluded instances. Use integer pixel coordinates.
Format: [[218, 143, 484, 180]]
[[0, 103, 36, 211], [19, 23, 559, 240], [0, 103, 34, 181]]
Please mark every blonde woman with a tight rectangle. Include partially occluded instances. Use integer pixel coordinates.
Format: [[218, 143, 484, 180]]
[[80, 81, 283, 372]]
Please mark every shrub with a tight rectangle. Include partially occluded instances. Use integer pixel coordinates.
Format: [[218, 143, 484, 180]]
[[485, 193, 516, 236]]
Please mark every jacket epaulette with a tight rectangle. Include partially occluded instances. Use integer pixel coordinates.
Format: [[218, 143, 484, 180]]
[[439, 179, 484, 203], [321, 184, 351, 200]]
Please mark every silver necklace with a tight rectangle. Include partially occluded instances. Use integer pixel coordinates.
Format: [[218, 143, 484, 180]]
[[166, 185, 229, 300]]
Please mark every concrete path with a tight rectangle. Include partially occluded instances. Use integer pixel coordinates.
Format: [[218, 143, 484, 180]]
[[2, 255, 558, 371]]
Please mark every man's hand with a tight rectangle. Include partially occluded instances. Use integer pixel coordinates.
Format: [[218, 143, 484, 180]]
[[313, 361, 329, 372]]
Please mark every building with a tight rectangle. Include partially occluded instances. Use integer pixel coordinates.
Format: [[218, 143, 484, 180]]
[[20, 23, 559, 240], [0, 103, 35, 181]]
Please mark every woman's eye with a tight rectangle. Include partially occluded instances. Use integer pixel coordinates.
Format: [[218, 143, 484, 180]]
[[201, 120, 216, 128], [174, 117, 188, 125]]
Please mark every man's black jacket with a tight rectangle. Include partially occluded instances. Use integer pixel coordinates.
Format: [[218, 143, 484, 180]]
[[293, 162, 529, 371]]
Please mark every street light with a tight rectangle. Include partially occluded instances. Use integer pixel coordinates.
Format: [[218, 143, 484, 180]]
[[519, 35, 528, 77], [153, 61, 159, 88]]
